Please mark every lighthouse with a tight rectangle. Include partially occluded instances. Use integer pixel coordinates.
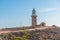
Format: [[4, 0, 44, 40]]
[[31, 8, 37, 27]]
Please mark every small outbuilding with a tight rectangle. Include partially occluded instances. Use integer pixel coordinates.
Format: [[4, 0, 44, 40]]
[[40, 22, 46, 26]]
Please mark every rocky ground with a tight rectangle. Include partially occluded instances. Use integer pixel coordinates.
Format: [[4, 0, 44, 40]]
[[29, 27, 60, 40], [0, 26, 60, 40]]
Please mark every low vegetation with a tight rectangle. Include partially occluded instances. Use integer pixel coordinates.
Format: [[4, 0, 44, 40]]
[[0, 27, 60, 40]]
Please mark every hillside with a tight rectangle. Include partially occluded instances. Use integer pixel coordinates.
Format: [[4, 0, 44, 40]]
[[0, 26, 60, 40], [29, 27, 60, 40]]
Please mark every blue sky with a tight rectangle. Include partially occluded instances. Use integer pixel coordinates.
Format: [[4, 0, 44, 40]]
[[0, 0, 60, 28]]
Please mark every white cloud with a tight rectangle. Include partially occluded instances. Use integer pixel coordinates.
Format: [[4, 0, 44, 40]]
[[36, 8, 60, 13]]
